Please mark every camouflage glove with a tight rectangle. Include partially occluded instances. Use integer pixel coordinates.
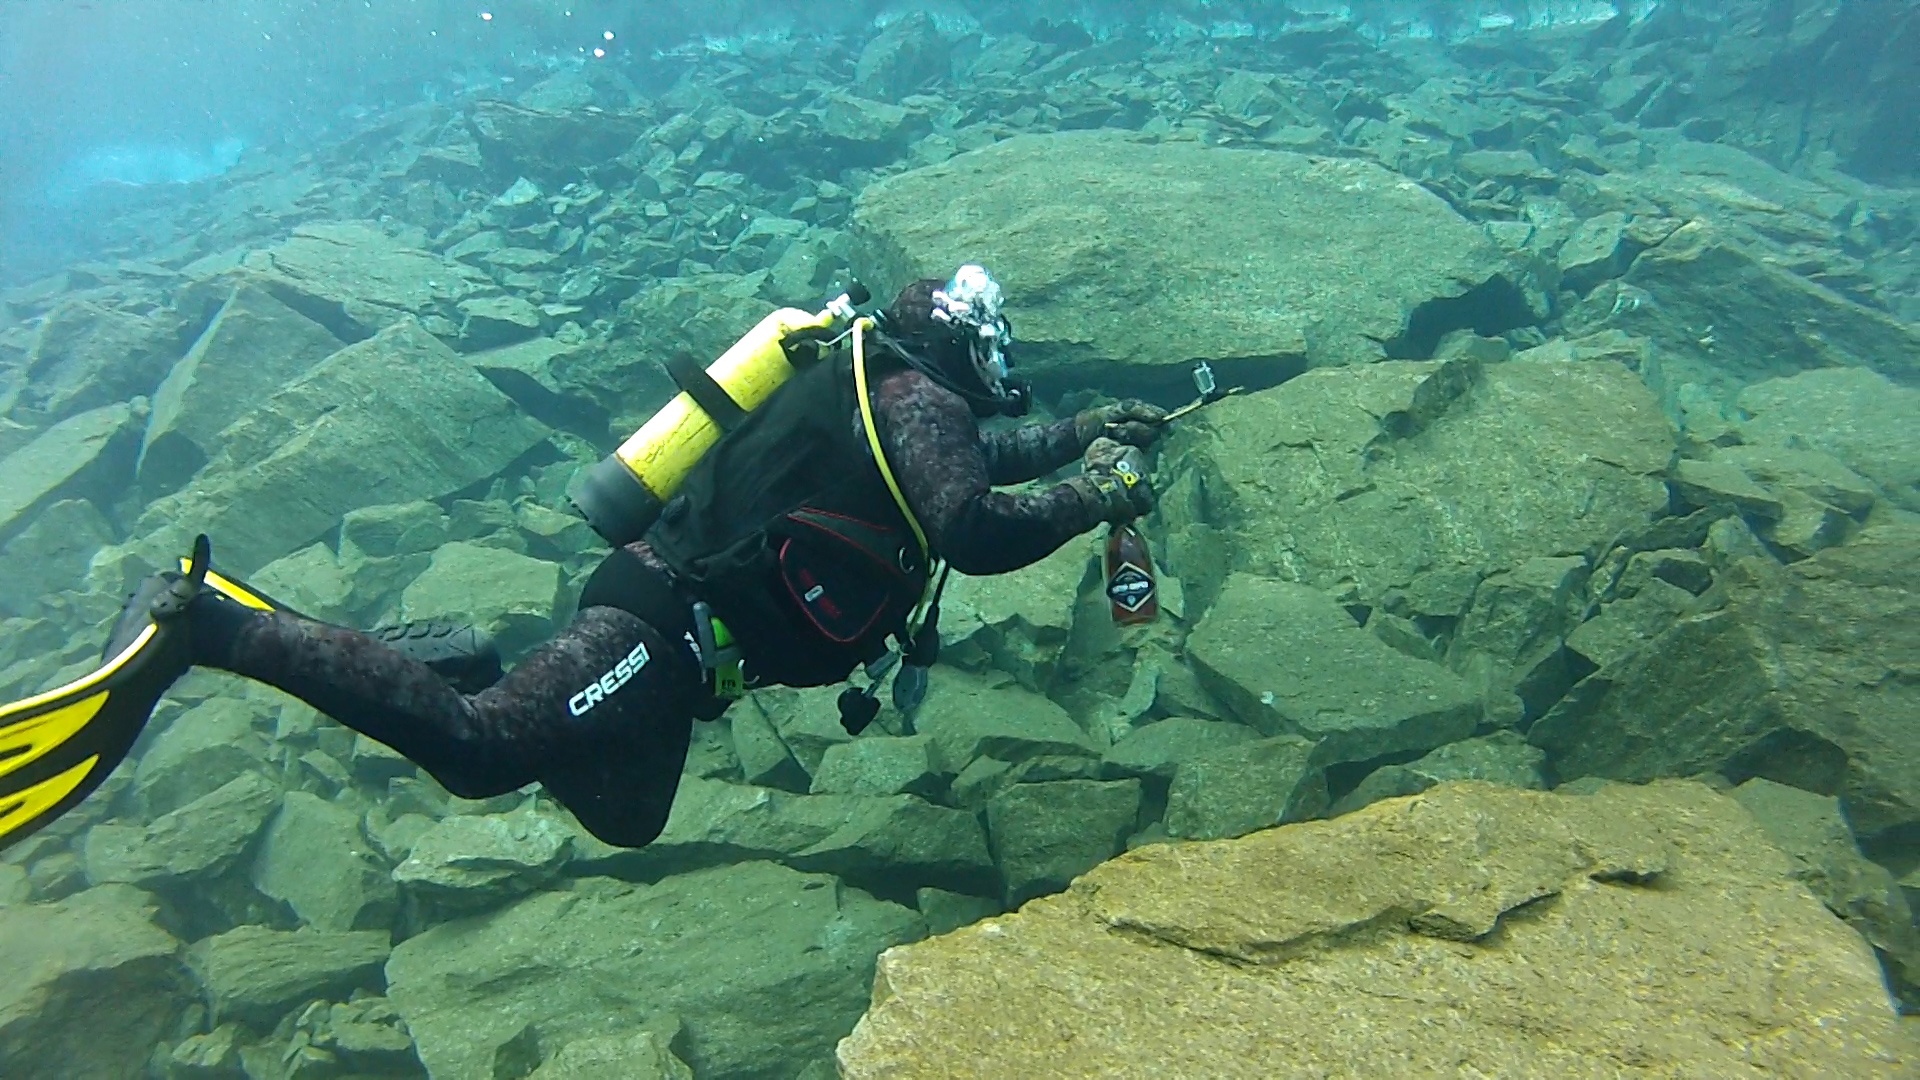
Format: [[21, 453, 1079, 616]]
[[1075, 399, 1169, 449], [1064, 437, 1156, 525]]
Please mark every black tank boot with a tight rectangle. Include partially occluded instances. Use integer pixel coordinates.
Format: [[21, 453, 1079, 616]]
[[367, 621, 503, 695]]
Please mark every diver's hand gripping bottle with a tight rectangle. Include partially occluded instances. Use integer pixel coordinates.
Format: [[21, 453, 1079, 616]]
[[1105, 522, 1158, 626]]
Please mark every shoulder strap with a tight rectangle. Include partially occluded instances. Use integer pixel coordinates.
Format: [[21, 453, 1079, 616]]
[[853, 319, 930, 563]]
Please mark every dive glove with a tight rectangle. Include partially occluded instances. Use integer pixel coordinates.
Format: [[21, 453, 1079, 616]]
[[1076, 399, 1169, 449], [1067, 436, 1156, 524]]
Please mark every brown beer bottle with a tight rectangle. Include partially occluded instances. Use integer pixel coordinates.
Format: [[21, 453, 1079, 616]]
[[1105, 523, 1158, 626]]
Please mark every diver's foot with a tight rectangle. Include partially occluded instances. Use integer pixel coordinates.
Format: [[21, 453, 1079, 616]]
[[371, 622, 503, 695]]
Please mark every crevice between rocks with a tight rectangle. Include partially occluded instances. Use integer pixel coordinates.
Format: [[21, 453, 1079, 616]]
[[1381, 275, 1538, 360], [1028, 352, 1309, 414]]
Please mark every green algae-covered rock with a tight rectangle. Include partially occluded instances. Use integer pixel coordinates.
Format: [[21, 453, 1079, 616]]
[[939, 536, 1092, 693], [391, 805, 575, 913], [457, 294, 543, 350], [1735, 368, 1920, 513], [187, 925, 390, 1026], [1164, 735, 1329, 841], [16, 298, 188, 422], [385, 864, 923, 1080], [1099, 717, 1260, 784], [133, 319, 551, 575], [139, 283, 342, 490], [986, 779, 1142, 906], [83, 772, 279, 887], [0, 403, 131, 542], [573, 776, 994, 899], [1330, 731, 1547, 816], [0, 885, 191, 1080], [1607, 220, 1919, 393], [909, 668, 1096, 774], [250, 791, 397, 932], [1188, 575, 1480, 767], [0, 498, 115, 615], [852, 132, 1523, 381], [1533, 525, 1920, 845], [1732, 778, 1920, 1006], [1159, 358, 1673, 614], [233, 222, 493, 340], [810, 734, 945, 800], [132, 698, 272, 816], [529, 1029, 693, 1080]]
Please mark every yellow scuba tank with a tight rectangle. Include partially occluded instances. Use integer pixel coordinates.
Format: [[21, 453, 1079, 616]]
[[568, 284, 871, 546]]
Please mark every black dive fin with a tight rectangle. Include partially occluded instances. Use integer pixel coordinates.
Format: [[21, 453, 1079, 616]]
[[0, 537, 211, 851]]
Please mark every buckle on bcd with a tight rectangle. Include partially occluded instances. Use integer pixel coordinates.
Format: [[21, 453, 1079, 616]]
[[691, 602, 745, 700]]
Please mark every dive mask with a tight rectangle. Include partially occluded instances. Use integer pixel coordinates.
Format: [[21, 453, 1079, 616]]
[[931, 264, 1015, 402]]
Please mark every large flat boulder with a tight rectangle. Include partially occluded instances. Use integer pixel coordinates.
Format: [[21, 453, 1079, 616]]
[[838, 781, 1912, 1078], [851, 132, 1528, 385], [1531, 525, 1920, 845], [139, 282, 343, 490], [234, 222, 493, 341], [1161, 357, 1673, 615], [385, 863, 924, 1080], [0, 884, 192, 1080], [133, 319, 551, 574]]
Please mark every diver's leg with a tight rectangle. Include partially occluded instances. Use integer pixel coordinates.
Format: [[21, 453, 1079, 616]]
[[197, 602, 701, 808]]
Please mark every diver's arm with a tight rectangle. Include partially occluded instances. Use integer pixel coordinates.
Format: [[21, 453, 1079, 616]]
[[977, 417, 1084, 485], [872, 370, 1098, 576]]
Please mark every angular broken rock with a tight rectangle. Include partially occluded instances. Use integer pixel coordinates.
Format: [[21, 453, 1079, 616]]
[[386, 863, 923, 1080], [391, 805, 575, 911], [0, 884, 192, 1080], [139, 282, 343, 491], [251, 791, 397, 932], [1188, 574, 1480, 766], [1330, 730, 1546, 817], [986, 779, 1142, 906], [186, 925, 390, 1027], [574, 776, 994, 900], [134, 318, 552, 575], [1736, 368, 1920, 513], [1732, 778, 1920, 1006], [838, 781, 1911, 1079], [1163, 734, 1329, 841], [937, 535, 1090, 692], [235, 222, 493, 340], [83, 771, 279, 887], [1532, 526, 1920, 845], [0, 403, 132, 542]]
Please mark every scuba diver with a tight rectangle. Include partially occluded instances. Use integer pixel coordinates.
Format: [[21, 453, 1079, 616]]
[[0, 266, 1166, 850]]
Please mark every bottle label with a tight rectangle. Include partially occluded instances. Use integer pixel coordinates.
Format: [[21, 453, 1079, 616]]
[[1108, 562, 1155, 613]]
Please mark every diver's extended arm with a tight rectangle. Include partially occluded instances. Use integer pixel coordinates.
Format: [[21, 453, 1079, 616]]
[[872, 368, 1099, 575]]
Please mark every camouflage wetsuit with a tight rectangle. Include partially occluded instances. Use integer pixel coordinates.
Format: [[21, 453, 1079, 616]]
[[192, 366, 1108, 845]]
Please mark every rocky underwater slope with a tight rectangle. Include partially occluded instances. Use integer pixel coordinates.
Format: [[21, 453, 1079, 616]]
[[0, 3, 1917, 1077]]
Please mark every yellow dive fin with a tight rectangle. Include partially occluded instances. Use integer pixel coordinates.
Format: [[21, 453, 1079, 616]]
[[0, 535, 272, 851]]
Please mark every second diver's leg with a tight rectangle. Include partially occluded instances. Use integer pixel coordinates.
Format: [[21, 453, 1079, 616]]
[[199, 602, 702, 827]]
